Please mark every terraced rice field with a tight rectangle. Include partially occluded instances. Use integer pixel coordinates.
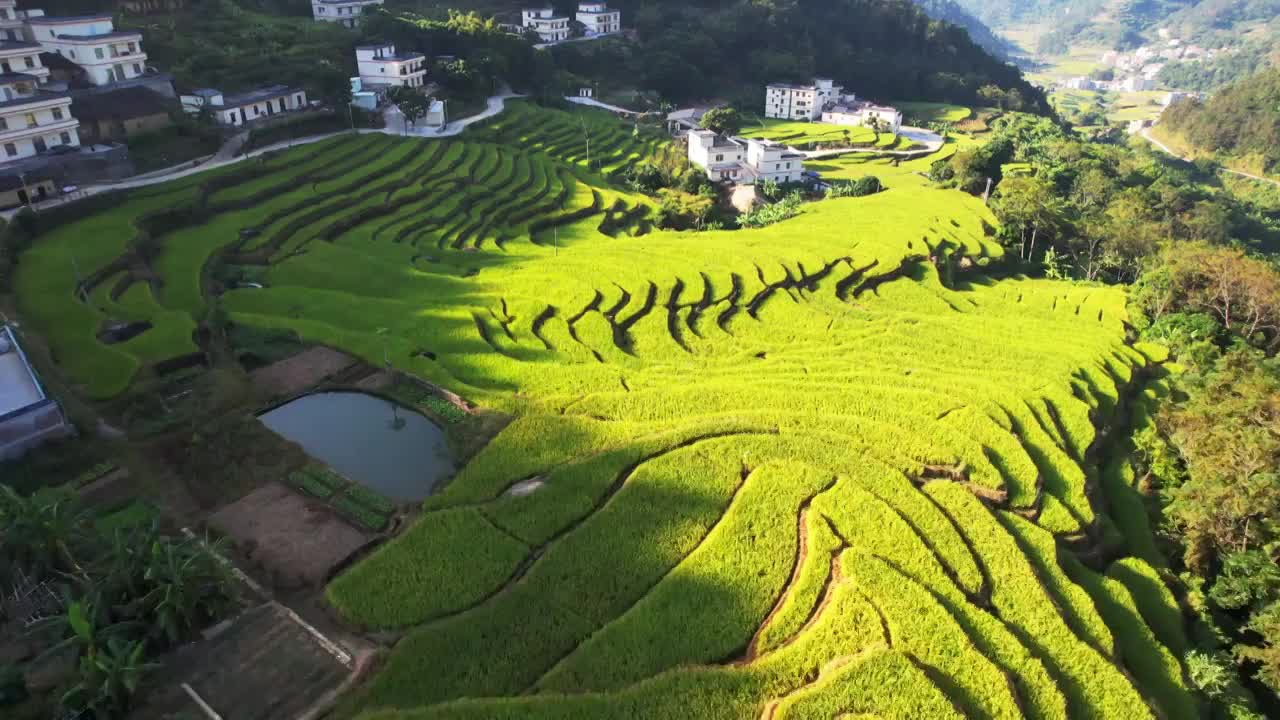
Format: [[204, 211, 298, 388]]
[[740, 118, 893, 147], [18, 102, 1191, 719], [804, 134, 983, 188]]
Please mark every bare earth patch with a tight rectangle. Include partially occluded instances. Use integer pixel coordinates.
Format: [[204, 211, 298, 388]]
[[209, 482, 370, 589], [249, 346, 358, 399]]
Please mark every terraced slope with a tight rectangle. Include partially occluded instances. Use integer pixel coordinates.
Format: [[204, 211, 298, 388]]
[[15, 104, 1192, 719], [15, 112, 658, 398]]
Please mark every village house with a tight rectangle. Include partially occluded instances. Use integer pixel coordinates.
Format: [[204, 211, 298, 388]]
[[686, 129, 804, 186], [521, 8, 570, 43], [821, 99, 902, 134], [311, 0, 383, 28], [27, 13, 146, 86], [180, 85, 308, 127], [0, 324, 72, 461], [1161, 90, 1199, 107], [0, 58, 78, 165], [764, 78, 841, 121], [72, 84, 170, 142], [356, 43, 427, 93], [575, 2, 620, 36]]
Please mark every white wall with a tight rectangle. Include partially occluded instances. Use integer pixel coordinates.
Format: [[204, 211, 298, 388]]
[[217, 91, 308, 127]]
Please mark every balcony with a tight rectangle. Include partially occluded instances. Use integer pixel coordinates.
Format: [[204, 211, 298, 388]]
[[0, 115, 79, 144]]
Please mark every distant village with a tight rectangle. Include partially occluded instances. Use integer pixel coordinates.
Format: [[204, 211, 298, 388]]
[[1060, 30, 1219, 95], [0, 0, 627, 209]]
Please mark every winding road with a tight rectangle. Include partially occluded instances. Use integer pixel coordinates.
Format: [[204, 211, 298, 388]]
[[1140, 127, 1280, 188]]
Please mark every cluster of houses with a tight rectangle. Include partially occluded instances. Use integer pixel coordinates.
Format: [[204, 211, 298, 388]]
[[518, 3, 622, 44], [765, 78, 902, 133], [677, 78, 904, 188], [1066, 32, 1222, 95]]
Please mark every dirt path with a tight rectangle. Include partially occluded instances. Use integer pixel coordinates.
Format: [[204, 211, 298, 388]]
[[1140, 127, 1280, 188]]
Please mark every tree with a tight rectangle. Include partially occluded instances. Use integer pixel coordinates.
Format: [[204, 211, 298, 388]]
[[991, 176, 1065, 261], [387, 87, 431, 132], [1160, 350, 1280, 569], [700, 106, 741, 137], [867, 116, 883, 143]]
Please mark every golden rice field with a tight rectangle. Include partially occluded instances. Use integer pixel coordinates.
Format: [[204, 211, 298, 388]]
[[14, 101, 1190, 719]]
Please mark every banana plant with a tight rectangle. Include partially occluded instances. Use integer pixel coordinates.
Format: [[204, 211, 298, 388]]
[[60, 636, 155, 719], [139, 536, 233, 647]]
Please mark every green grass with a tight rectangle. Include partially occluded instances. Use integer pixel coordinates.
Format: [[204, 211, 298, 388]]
[[740, 117, 879, 147], [17, 100, 1181, 720]]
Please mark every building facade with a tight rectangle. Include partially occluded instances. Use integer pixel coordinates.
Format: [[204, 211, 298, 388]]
[[522, 8, 570, 43], [821, 102, 902, 135], [0, 324, 73, 461], [575, 2, 620, 36], [311, 0, 383, 28], [180, 85, 307, 127], [356, 43, 427, 91], [0, 0, 41, 42], [28, 14, 147, 86], [765, 78, 841, 121], [0, 66, 78, 164]]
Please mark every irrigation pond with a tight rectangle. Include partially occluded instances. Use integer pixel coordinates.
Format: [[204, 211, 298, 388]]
[[259, 391, 454, 501]]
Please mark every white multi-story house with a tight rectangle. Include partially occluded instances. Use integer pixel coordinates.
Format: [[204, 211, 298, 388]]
[[764, 78, 841, 121], [0, 70, 78, 165], [821, 101, 902, 135], [28, 14, 147, 86], [522, 8, 570, 43], [686, 130, 804, 186], [0, 0, 42, 42], [180, 85, 308, 127], [356, 43, 427, 91], [575, 2, 620, 36], [312, 0, 382, 28], [0, 39, 47, 84]]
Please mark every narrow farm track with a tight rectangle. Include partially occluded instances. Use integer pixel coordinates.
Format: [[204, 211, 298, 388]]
[[17, 101, 1198, 720]]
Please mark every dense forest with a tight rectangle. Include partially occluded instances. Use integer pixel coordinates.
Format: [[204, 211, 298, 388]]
[[1161, 67, 1280, 175], [540, 0, 1048, 109]]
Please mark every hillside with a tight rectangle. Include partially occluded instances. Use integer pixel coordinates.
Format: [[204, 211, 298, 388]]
[[1159, 66, 1280, 175], [538, 0, 1048, 110], [911, 0, 1018, 59]]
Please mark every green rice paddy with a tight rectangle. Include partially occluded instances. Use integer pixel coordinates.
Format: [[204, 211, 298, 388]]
[[15, 101, 1190, 719]]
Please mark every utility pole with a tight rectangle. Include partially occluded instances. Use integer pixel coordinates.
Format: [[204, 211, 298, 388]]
[[554, 225, 558, 257], [982, 177, 993, 205], [579, 116, 591, 170], [348, 101, 355, 132]]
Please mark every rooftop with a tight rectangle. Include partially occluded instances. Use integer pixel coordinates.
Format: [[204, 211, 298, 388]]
[[222, 84, 302, 108], [0, 41, 42, 52], [0, 326, 45, 419], [27, 14, 112, 24], [0, 89, 69, 110], [73, 85, 172, 121], [0, 71, 39, 85], [50, 31, 142, 41]]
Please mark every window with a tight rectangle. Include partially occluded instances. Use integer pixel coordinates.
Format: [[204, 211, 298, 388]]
[[0, 62, 8, 73], [52, 107, 63, 120], [23, 57, 33, 69], [132, 63, 141, 74], [0, 117, 6, 130], [128, 42, 136, 53], [59, 131, 70, 144], [33, 136, 45, 152], [715, 154, 723, 162], [95, 47, 104, 59], [70, 49, 76, 59], [3, 143, 15, 157], [785, 162, 791, 169], [252, 105, 259, 116], [23, 113, 35, 127]]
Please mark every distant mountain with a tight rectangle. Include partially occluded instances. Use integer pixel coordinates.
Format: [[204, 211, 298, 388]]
[[911, 0, 1017, 58]]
